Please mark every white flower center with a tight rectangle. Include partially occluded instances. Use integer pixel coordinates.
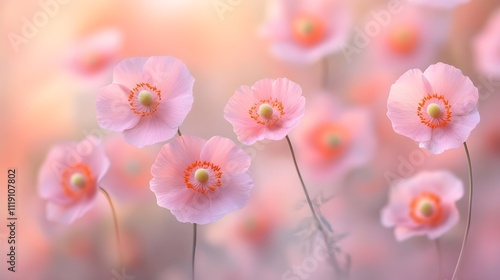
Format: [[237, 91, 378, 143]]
[[417, 199, 435, 218], [70, 172, 86, 189], [258, 103, 273, 119], [426, 103, 441, 118], [138, 90, 153, 106], [194, 168, 209, 184]]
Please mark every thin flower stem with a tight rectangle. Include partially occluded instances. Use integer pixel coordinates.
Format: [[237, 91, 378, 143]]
[[435, 239, 443, 280], [451, 142, 474, 280], [99, 187, 123, 271], [192, 223, 197, 280], [285, 135, 343, 277], [177, 128, 182, 137]]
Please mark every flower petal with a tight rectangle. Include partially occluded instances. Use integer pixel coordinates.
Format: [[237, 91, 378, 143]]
[[96, 84, 140, 132], [112, 57, 151, 89]]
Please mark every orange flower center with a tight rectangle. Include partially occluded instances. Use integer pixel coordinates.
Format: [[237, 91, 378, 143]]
[[292, 14, 326, 46], [128, 83, 162, 117], [409, 192, 443, 225], [388, 24, 420, 55], [183, 161, 223, 193], [61, 163, 95, 200], [309, 123, 351, 160], [417, 94, 452, 128], [239, 215, 271, 244], [249, 99, 285, 127]]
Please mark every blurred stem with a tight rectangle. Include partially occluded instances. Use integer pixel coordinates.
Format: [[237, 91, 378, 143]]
[[451, 142, 474, 280], [435, 239, 443, 280], [99, 187, 123, 271], [322, 56, 329, 88], [285, 135, 344, 277], [192, 223, 197, 280]]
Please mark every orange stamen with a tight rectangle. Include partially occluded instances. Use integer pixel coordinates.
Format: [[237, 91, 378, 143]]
[[417, 94, 452, 128], [183, 161, 223, 193], [60, 163, 95, 200], [409, 192, 443, 225], [249, 99, 285, 127], [128, 83, 162, 117]]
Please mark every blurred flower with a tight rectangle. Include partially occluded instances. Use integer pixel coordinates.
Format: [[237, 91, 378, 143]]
[[100, 135, 158, 202], [65, 28, 123, 85], [260, 0, 350, 63], [37, 137, 110, 224], [96, 56, 194, 147], [473, 8, 500, 78], [150, 135, 253, 224], [294, 93, 375, 182], [409, 0, 469, 9], [381, 171, 463, 241], [224, 78, 305, 145], [387, 62, 480, 154]]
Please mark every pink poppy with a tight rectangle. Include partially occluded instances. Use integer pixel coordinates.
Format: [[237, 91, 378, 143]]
[[100, 135, 159, 202], [381, 171, 464, 241], [37, 137, 110, 224], [224, 78, 305, 145], [260, 0, 350, 63], [96, 56, 194, 147], [473, 8, 500, 78], [387, 62, 480, 154], [65, 28, 123, 83], [409, 0, 469, 9], [150, 135, 253, 224], [294, 93, 376, 181]]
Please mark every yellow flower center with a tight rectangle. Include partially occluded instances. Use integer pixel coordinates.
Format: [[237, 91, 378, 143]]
[[258, 103, 274, 119], [70, 172, 86, 189], [194, 168, 209, 184], [426, 103, 442, 118], [138, 90, 153, 106]]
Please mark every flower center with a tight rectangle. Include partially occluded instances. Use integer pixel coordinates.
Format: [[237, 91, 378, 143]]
[[409, 192, 443, 225], [249, 99, 285, 127], [61, 163, 95, 200], [292, 14, 326, 46], [388, 25, 420, 55], [184, 161, 223, 193], [138, 90, 153, 106], [327, 134, 341, 147], [194, 168, 209, 184], [128, 83, 162, 117], [417, 94, 452, 128], [258, 103, 274, 119], [310, 123, 351, 160]]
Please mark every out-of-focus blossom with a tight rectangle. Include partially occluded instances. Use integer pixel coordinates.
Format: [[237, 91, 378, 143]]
[[409, 0, 469, 10], [260, 0, 350, 63], [96, 56, 194, 147], [387, 62, 480, 154], [65, 28, 123, 84], [224, 78, 305, 145], [381, 171, 463, 241], [473, 8, 500, 78], [294, 93, 375, 181], [150, 135, 253, 224], [37, 137, 110, 224], [100, 135, 158, 202]]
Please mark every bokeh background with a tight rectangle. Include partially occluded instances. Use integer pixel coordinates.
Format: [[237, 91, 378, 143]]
[[1, 0, 500, 279]]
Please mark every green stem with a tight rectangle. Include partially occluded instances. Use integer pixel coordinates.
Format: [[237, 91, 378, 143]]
[[451, 142, 474, 280]]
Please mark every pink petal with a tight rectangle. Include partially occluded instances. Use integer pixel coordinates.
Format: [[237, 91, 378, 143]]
[[38, 143, 74, 204], [155, 93, 194, 129], [143, 56, 195, 100], [96, 84, 140, 132], [427, 206, 460, 239], [200, 136, 251, 174], [122, 115, 179, 147], [112, 57, 151, 89], [46, 197, 97, 224], [207, 172, 253, 217], [423, 62, 479, 115], [387, 69, 432, 142]]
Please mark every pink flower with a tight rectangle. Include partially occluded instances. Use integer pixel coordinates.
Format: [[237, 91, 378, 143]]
[[37, 137, 110, 224], [294, 93, 375, 181], [100, 135, 158, 202], [224, 78, 305, 145], [96, 56, 194, 147], [260, 0, 350, 63], [409, 0, 469, 9], [387, 62, 480, 154], [65, 28, 123, 84], [150, 135, 253, 224], [473, 8, 500, 78], [381, 171, 464, 241]]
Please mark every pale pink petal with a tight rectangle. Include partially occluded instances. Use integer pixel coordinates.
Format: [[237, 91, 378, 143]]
[[427, 206, 460, 239], [387, 69, 432, 142], [96, 84, 140, 132], [155, 93, 194, 129], [207, 172, 253, 217], [77, 136, 110, 182], [143, 56, 195, 100], [113, 57, 151, 89], [423, 62, 479, 115], [122, 115, 178, 148], [38, 142, 74, 204], [46, 196, 97, 224], [200, 136, 251, 173]]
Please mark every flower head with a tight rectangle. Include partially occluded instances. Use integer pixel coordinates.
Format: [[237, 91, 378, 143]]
[[387, 62, 480, 154], [294, 93, 375, 181], [261, 0, 350, 63], [96, 56, 194, 147], [473, 8, 500, 78], [381, 171, 464, 241], [37, 137, 110, 224], [150, 135, 253, 224], [224, 78, 305, 145]]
